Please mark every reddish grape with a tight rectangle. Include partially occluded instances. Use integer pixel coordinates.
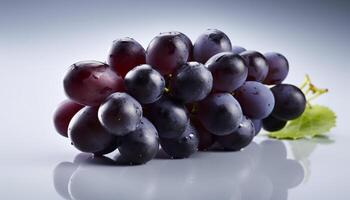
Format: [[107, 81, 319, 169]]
[[53, 100, 84, 137], [64, 61, 123, 106], [107, 37, 146, 78]]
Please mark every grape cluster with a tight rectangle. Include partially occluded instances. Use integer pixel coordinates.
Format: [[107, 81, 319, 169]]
[[54, 29, 306, 165]]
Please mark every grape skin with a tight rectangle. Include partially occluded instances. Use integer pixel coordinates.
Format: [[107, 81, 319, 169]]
[[107, 37, 146, 78], [197, 93, 243, 136], [193, 29, 232, 64], [240, 51, 269, 82], [234, 81, 275, 119], [263, 52, 289, 85], [68, 107, 116, 153], [232, 46, 246, 54], [271, 84, 306, 120], [206, 52, 248, 92], [251, 119, 262, 135], [98, 93, 142, 136], [63, 61, 123, 106], [262, 115, 287, 132], [170, 62, 213, 103], [124, 64, 165, 104], [118, 118, 159, 164]]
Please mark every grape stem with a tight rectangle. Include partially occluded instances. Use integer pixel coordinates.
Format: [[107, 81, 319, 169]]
[[299, 74, 328, 107]]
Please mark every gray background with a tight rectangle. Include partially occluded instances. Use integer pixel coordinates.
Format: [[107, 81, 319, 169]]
[[0, 0, 349, 199]]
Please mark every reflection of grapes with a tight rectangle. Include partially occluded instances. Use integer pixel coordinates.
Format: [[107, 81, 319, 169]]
[[53, 140, 305, 200]]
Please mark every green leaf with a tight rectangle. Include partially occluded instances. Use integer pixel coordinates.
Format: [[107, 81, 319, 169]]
[[268, 105, 336, 140]]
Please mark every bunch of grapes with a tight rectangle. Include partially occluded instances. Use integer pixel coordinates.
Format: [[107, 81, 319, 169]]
[[54, 29, 307, 165]]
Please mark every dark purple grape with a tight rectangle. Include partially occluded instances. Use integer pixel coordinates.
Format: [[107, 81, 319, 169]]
[[118, 118, 159, 164], [98, 93, 142, 136], [234, 81, 275, 119], [170, 62, 213, 103], [232, 46, 246, 54], [146, 32, 189, 75], [262, 115, 287, 132], [144, 97, 189, 139], [205, 52, 247, 92], [178, 32, 193, 61], [197, 93, 243, 136], [68, 107, 116, 153], [124, 64, 165, 104], [271, 84, 306, 120], [63, 61, 123, 106], [263, 52, 289, 85], [191, 116, 215, 151], [53, 100, 84, 137], [216, 116, 255, 151], [240, 51, 269, 82], [107, 37, 146, 78], [193, 29, 232, 64], [160, 123, 198, 158], [94, 137, 121, 156], [251, 119, 262, 135]]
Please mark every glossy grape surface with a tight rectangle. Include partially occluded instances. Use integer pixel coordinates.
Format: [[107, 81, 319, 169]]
[[262, 115, 287, 132], [146, 32, 189, 75], [64, 61, 123, 106], [191, 116, 215, 151], [98, 93, 142, 136], [251, 119, 262, 135], [107, 37, 146, 78], [232, 46, 246, 54], [68, 107, 116, 153], [170, 62, 213, 103], [206, 52, 247, 92], [193, 29, 232, 63], [234, 81, 275, 119], [240, 51, 269, 82], [124, 64, 165, 104], [271, 84, 306, 120], [53, 100, 84, 137], [263, 52, 289, 85], [197, 93, 243, 136]]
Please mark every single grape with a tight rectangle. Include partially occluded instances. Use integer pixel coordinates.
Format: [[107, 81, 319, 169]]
[[206, 52, 247, 92], [160, 122, 198, 158], [240, 51, 269, 82], [197, 93, 243, 136], [63, 61, 123, 106], [234, 81, 275, 119], [107, 37, 146, 78], [124, 64, 165, 104], [232, 46, 246, 54], [178, 32, 193, 61], [53, 100, 84, 137], [94, 137, 121, 156], [146, 32, 189, 75], [216, 116, 255, 151], [263, 52, 289, 85], [118, 118, 159, 164], [251, 119, 262, 135], [262, 115, 287, 132], [98, 92, 142, 136], [271, 84, 306, 120], [170, 62, 213, 103], [68, 107, 116, 153], [144, 97, 189, 139], [193, 29, 232, 63], [191, 116, 215, 151]]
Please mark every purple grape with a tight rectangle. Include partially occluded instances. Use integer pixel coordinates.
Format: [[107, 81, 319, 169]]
[[63, 61, 123, 106], [118, 118, 159, 164], [98, 93, 142, 136], [178, 32, 194, 61], [146, 32, 189, 75], [53, 100, 84, 137], [94, 137, 121, 156], [271, 84, 306, 120], [124, 64, 165, 104], [262, 115, 287, 132], [263, 52, 289, 85], [193, 29, 232, 63], [68, 107, 116, 153], [205, 52, 247, 92], [191, 116, 215, 151], [232, 46, 246, 54], [107, 37, 146, 78], [170, 62, 213, 103], [234, 81, 275, 119], [240, 51, 269, 82], [197, 93, 243, 136], [251, 119, 262, 135]]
